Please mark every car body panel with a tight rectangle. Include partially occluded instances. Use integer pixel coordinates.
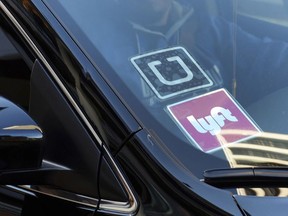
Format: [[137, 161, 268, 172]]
[[0, 0, 139, 215], [2, 0, 288, 215]]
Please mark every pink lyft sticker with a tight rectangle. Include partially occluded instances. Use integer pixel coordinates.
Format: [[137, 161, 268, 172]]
[[167, 89, 261, 152]]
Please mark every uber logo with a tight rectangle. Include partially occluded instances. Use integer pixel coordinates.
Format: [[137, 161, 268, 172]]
[[131, 47, 213, 99]]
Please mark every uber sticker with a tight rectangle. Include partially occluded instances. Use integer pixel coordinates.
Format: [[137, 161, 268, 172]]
[[131, 47, 213, 99], [167, 89, 261, 152]]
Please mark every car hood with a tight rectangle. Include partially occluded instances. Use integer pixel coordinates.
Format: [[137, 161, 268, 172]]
[[234, 195, 288, 216]]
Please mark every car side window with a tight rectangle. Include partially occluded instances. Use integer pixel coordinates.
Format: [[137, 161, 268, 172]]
[[0, 12, 131, 213], [0, 27, 30, 111], [0, 22, 102, 205]]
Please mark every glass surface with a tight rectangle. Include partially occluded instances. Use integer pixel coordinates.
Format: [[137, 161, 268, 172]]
[[44, 0, 288, 196]]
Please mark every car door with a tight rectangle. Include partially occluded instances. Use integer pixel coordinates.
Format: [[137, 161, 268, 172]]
[[0, 0, 138, 215], [0, 3, 101, 216]]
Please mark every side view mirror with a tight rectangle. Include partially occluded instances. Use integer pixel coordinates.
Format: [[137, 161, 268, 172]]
[[0, 96, 43, 171], [0, 96, 70, 186]]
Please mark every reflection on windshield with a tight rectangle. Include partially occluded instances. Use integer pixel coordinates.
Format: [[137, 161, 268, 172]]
[[222, 130, 288, 196], [222, 131, 288, 168], [243, 187, 288, 197]]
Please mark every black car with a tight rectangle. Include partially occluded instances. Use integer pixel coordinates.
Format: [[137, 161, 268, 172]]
[[2, 0, 288, 215]]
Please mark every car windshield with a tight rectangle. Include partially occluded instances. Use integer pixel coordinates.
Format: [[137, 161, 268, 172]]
[[44, 0, 288, 196]]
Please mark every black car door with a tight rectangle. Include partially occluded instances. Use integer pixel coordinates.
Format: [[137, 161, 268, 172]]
[[0, 9, 101, 216], [0, 0, 137, 215]]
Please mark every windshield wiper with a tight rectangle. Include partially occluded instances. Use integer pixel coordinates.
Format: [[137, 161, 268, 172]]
[[203, 167, 288, 188]]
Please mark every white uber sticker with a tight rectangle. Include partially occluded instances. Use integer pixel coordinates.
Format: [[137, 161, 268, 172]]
[[131, 47, 213, 99], [168, 89, 261, 152]]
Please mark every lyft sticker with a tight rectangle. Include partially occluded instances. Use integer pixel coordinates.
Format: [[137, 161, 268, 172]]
[[131, 47, 213, 99], [167, 89, 261, 152]]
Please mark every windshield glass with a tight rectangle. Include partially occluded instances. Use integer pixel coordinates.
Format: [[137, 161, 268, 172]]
[[44, 0, 288, 196]]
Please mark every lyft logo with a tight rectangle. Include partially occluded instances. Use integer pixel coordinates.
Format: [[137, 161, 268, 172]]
[[168, 89, 261, 152], [187, 107, 238, 136]]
